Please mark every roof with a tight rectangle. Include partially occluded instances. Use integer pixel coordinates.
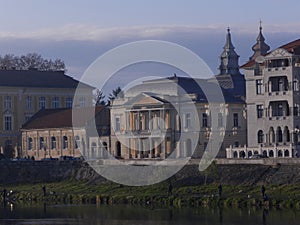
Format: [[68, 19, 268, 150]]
[[21, 106, 106, 130], [279, 39, 300, 53], [241, 38, 300, 69], [0, 69, 94, 89], [124, 75, 245, 104]]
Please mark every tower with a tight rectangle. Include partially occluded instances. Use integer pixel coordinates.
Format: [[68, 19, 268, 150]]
[[219, 28, 241, 76], [249, 21, 270, 61]]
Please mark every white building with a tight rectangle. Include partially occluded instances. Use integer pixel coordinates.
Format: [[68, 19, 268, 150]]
[[226, 25, 300, 158]]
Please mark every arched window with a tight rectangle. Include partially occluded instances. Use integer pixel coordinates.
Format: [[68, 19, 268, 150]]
[[51, 136, 56, 149], [233, 151, 238, 158], [284, 126, 290, 143], [39, 137, 44, 149], [278, 150, 283, 157], [263, 150, 268, 157], [269, 127, 275, 143], [284, 150, 290, 157], [269, 150, 274, 157], [74, 136, 80, 149], [28, 137, 33, 150], [62, 136, 68, 149], [258, 130, 264, 143], [239, 151, 246, 158], [276, 127, 283, 143], [248, 151, 253, 158]]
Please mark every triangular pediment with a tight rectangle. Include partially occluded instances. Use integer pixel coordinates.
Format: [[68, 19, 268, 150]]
[[125, 93, 166, 107]]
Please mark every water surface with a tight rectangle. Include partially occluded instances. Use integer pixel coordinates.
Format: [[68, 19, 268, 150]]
[[0, 204, 300, 225]]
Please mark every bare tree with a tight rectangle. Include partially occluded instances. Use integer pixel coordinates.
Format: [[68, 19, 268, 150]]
[[0, 53, 66, 71], [93, 89, 106, 106], [108, 87, 124, 105]]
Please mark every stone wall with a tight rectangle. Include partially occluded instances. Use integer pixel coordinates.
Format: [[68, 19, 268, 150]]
[[1, 160, 300, 186]]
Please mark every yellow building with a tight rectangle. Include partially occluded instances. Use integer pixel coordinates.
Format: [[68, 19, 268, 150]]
[[0, 69, 93, 157], [21, 106, 110, 160]]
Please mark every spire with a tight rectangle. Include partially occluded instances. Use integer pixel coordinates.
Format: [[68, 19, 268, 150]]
[[249, 20, 270, 61], [218, 28, 241, 76]]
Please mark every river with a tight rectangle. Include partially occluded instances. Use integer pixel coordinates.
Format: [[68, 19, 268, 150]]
[[0, 204, 300, 225]]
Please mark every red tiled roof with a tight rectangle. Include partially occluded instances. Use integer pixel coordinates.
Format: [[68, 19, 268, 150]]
[[279, 38, 300, 53], [21, 106, 106, 130], [241, 38, 300, 69]]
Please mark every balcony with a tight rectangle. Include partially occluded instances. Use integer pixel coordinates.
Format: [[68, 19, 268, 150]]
[[265, 66, 291, 76], [123, 129, 170, 138]]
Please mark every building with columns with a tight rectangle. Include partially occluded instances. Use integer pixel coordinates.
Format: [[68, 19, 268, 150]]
[[226, 24, 300, 158], [109, 29, 247, 160]]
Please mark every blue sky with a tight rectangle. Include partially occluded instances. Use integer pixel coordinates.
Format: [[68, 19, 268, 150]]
[[0, 0, 299, 84]]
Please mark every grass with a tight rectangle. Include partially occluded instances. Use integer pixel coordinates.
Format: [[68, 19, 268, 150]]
[[2, 179, 300, 209]]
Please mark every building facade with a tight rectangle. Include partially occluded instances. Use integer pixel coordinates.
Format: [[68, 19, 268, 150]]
[[226, 25, 300, 158], [109, 29, 247, 160], [20, 106, 110, 160], [0, 69, 93, 157]]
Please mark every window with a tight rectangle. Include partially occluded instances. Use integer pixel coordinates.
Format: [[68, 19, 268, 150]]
[[4, 96, 12, 110], [218, 113, 223, 127], [25, 96, 32, 110], [39, 137, 44, 149], [39, 97, 46, 109], [51, 136, 56, 149], [202, 113, 208, 128], [293, 80, 298, 91], [25, 114, 32, 122], [4, 116, 12, 130], [74, 136, 80, 149], [52, 97, 60, 108], [278, 104, 283, 116], [115, 117, 120, 132], [62, 136, 68, 149], [79, 97, 85, 107], [278, 78, 284, 91], [28, 137, 33, 150], [256, 79, 263, 94], [66, 97, 73, 108], [277, 127, 283, 143], [184, 113, 191, 129], [233, 113, 239, 127], [258, 130, 264, 143], [294, 105, 299, 116], [257, 105, 263, 118]]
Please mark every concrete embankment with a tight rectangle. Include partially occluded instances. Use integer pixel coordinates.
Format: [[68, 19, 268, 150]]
[[0, 159, 300, 186]]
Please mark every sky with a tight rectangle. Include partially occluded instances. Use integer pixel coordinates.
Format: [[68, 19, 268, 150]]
[[0, 0, 300, 92]]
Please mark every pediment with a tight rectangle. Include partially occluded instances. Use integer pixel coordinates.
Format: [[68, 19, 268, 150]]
[[266, 48, 292, 58], [125, 93, 166, 107]]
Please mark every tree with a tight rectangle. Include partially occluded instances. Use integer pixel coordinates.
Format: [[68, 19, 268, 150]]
[[0, 53, 66, 71], [108, 87, 124, 105], [93, 89, 106, 106]]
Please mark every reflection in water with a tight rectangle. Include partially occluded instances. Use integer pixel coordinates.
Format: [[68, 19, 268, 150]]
[[262, 209, 268, 225], [218, 207, 223, 225], [0, 205, 299, 225]]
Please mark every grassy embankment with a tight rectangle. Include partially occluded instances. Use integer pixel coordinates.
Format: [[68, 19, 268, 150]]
[[2, 179, 300, 209]]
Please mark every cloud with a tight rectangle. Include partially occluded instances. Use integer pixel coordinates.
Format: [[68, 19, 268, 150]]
[[1, 23, 300, 42], [0, 23, 299, 80]]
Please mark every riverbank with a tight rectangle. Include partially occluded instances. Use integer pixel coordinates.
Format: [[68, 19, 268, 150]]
[[2, 159, 300, 209], [2, 180, 300, 209]]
